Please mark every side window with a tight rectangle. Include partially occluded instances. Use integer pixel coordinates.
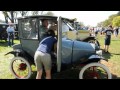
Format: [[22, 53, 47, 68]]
[[21, 18, 38, 39]]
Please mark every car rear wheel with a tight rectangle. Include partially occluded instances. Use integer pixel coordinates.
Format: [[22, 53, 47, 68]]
[[10, 57, 32, 79], [79, 63, 112, 79]]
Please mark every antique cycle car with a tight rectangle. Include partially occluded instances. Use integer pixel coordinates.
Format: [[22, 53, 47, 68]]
[[71, 21, 100, 48], [5, 15, 112, 79]]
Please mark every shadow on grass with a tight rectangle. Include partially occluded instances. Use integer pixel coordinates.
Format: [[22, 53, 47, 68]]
[[112, 73, 120, 79], [0, 40, 19, 47], [30, 69, 79, 79], [103, 52, 112, 60], [102, 52, 120, 60], [13, 68, 120, 79], [110, 53, 120, 56], [29, 69, 120, 79], [111, 39, 120, 41], [0, 41, 8, 47]]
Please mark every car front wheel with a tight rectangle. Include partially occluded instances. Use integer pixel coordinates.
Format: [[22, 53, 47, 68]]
[[79, 63, 112, 79]]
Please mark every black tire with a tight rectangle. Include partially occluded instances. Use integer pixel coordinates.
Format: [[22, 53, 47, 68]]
[[10, 57, 32, 79], [79, 63, 112, 79]]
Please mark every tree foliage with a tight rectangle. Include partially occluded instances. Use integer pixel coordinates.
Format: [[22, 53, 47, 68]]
[[1, 11, 54, 23], [31, 11, 44, 15], [2, 11, 15, 23], [117, 11, 120, 16], [44, 11, 54, 16], [97, 14, 118, 27], [19, 11, 28, 16], [97, 21, 103, 27], [112, 16, 120, 27]]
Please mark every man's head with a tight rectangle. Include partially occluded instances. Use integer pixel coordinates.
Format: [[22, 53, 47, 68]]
[[46, 29, 55, 37], [108, 25, 113, 29], [41, 19, 48, 27], [9, 23, 13, 27]]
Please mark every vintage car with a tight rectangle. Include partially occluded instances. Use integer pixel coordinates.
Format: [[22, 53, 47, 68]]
[[5, 15, 112, 79], [72, 21, 100, 48]]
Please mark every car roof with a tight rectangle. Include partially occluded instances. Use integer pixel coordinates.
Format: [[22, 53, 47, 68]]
[[17, 15, 74, 22], [17, 15, 58, 20]]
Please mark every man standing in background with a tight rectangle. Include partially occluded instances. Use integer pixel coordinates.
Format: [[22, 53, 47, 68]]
[[6, 23, 15, 47], [103, 25, 113, 53]]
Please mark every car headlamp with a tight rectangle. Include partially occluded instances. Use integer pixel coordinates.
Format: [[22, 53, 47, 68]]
[[96, 50, 102, 56]]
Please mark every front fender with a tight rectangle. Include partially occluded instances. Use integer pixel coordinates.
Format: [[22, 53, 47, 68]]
[[88, 54, 108, 62], [82, 36, 95, 42], [4, 49, 25, 57]]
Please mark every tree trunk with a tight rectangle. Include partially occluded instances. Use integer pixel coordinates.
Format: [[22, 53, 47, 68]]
[[5, 17, 8, 23], [10, 11, 14, 23]]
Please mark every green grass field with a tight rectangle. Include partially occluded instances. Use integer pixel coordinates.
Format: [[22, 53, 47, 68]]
[[0, 33, 120, 79]]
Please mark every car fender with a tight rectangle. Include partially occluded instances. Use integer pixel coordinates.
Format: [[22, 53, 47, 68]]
[[88, 54, 108, 61], [4, 49, 25, 57]]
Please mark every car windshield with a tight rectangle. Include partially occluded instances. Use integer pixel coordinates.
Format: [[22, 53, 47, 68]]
[[63, 20, 75, 31], [62, 20, 77, 40]]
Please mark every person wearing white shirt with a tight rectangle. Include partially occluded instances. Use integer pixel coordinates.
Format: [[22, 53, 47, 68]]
[[6, 23, 15, 47]]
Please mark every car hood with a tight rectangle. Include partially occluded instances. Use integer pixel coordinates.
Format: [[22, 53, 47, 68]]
[[72, 40, 95, 63]]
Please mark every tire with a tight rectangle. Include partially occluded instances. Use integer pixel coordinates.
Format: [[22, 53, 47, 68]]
[[79, 63, 112, 79], [10, 57, 32, 79]]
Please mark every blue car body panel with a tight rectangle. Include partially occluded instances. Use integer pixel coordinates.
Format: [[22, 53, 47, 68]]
[[62, 38, 95, 65]]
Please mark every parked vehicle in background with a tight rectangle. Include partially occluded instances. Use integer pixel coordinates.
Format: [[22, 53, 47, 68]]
[[0, 23, 18, 42], [70, 21, 100, 48], [0, 23, 9, 41]]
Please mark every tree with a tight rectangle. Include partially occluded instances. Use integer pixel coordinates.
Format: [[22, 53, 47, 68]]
[[78, 22, 84, 27], [31, 11, 39, 15], [13, 11, 18, 23], [2, 11, 15, 23], [19, 11, 28, 16], [44, 11, 54, 16], [97, 21, 103, 27], [117, 11, 120, 16], [102, 19, 111, 27], [112, 16, 120, 27], [101, 14, 117, 27], [31, 11, 44, 16]]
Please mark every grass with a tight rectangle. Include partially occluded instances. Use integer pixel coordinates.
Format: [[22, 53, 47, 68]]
[[0, 33, 120, 79], [96, 34, 120, 78], [0, 40, 20, 79]]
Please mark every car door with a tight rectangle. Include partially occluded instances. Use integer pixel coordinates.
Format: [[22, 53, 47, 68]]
[[19, 18, 39, 58]]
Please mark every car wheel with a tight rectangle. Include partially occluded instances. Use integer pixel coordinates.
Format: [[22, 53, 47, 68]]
[[10, 57, 32, 79], [79, 63, 112, 79]]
